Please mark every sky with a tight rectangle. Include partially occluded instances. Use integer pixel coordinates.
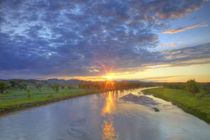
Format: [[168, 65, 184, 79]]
[[0, 0, 210, 82]]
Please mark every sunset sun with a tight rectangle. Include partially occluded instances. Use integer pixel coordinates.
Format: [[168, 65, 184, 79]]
[[104, 73, 114, 80], [105, 75, 112, 80]]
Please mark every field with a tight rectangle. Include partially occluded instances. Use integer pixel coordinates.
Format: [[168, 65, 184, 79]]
[[0, 87, 98, 113], [143, 88, 210, 123]]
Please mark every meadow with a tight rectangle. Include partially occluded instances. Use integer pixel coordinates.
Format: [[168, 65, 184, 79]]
[[0, 86, 98, 113]]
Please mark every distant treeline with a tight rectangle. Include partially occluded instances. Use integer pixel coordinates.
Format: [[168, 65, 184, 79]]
[[0, 79, 77, 94], [2, 79, 208, 95], [163, 79, 210, 96], [0, 79, 161, 93], [79, 81, 160, 90]]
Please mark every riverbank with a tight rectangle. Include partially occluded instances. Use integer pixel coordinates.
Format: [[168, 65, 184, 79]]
[[0, 88, 99, 115], [143, 88, 210, 123]]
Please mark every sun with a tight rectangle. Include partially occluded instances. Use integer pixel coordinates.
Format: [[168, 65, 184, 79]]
[[105, 75, 111, 79], [104, 73, 114, 80]]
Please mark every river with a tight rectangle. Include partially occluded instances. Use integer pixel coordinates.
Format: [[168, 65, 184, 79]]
[[0, 88, 210, 140]]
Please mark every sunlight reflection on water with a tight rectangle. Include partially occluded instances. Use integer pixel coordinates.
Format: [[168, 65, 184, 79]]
[[101, 91, 119, 140]]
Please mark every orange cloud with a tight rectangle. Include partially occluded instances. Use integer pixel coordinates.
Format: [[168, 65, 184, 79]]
[[159, 42, 183, 48], [162, 24, 208, 34]]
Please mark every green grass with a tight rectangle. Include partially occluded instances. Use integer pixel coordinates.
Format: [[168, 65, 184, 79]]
[[0, 87, 99, 113], [143, 88, 210, 123]]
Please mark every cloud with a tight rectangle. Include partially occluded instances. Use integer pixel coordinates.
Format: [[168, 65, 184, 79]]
[[0, 0, 209, 79], [162, 24, 208, 34], [142, 75, 181, 81], [163, 43, 210, 66], [159, 42, 182, 47]]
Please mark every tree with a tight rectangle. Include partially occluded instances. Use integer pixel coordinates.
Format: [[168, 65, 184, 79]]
[[9, 80, 17, 88], [51, 83, 60, 93], [186, 79, 199, 94], [0, 82, 10, 93]]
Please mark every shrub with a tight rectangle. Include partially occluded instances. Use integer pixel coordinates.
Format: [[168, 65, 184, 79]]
[[9, 80, 17, 88], [0, 81, 10, 93]]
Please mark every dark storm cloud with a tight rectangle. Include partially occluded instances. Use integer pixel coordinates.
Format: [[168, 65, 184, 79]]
[[0, 0, 208, 78]]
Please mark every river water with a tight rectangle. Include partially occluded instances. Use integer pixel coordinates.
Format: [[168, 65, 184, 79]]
[[0, 88, 210, 140]]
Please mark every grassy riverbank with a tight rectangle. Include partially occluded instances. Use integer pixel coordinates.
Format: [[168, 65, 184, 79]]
[[143, 88, 210, 123], [0, 88, 99, 114], [0, 79, 160, 115]]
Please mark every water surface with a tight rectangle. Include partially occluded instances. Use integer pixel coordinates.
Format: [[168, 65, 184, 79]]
[[0, 88, 210, 140]]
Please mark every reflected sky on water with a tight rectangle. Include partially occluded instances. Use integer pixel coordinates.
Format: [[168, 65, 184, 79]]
[[0, 88, 210, 140]]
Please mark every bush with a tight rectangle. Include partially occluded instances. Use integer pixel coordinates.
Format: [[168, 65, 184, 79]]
[[186, 79, 199, 94], [9, 80, 17, 88], [0, 81, 10, 93]]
